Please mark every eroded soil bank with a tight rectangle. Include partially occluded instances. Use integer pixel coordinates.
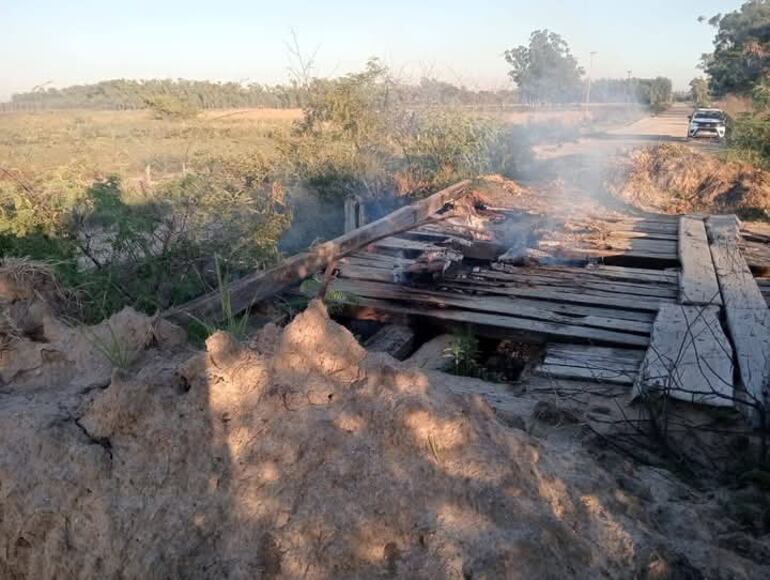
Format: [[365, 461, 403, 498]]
[[1, 265, 769, 578]]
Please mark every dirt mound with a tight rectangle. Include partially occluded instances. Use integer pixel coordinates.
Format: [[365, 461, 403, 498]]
[[608, 144, 770, 217], [0, 297, 768, 578]]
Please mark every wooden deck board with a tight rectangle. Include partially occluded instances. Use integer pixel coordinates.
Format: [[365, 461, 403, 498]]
[[679, 216, 722, 306], [332, 278, 653, 336], [634, 304, 734, 407], [537, 344, 644, 385], [342, 296, 650, 346], [707, 215, 770, 420]]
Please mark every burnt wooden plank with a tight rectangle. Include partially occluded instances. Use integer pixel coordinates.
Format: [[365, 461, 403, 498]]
[[480, 267, 677, 299], [634, 304, 734, 407], [679, 216, 722, 306], [443, 278, 672, 311], [577, 264, 678, 283]]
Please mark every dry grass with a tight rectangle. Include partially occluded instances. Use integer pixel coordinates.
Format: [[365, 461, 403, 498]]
[[0, 108, 295, 194], [608, 143, 770, 218], [0, 257, 59, 294], [0, 258, 61, 347], [199, 108, 303, 121]]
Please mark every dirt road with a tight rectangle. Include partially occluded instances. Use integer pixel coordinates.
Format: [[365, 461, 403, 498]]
[[524, 103, 721, 212], [535, 103, 720, 162]]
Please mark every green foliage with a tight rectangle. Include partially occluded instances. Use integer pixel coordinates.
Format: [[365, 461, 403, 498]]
[[504, 30, 584, 104], [689, 78, 711, 107], [636, 77, 673, 113], [185, 254, 251, 343], [752, 78, 770, 110], [393, 108, 503, 191], [443, 329, 483, 377], [729, 113, 770, 168], [0, 159, 290, 323], [283, 61, 511, 199], [727, 81, 770, 169], [702, 0, 770, 96]]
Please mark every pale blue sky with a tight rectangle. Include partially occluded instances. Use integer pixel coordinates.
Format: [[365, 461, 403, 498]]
[[0, 0, 740, 99]]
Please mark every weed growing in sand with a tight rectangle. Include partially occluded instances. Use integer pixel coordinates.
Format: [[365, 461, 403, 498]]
[[83, 322, 140, 369]]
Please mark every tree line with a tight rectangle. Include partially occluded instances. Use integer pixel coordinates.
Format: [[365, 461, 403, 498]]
[[3, 69, 670, 113], [1, 78, 521, 112]]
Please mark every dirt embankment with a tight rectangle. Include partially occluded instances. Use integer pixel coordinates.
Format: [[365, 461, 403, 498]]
[[1, 265, 769, 578], [608, 144, 770, 218]]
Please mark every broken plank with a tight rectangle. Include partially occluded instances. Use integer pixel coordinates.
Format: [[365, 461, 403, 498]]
[[634, 304, 734, 407], [679, 216, 722, 306], [444, 279, 671, 312], [164, 180, 471, 323], [479, 267, 677, 299]]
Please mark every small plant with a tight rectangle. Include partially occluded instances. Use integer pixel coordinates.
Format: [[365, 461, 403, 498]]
[[83, 322, 141, 370], [443, 329, 482, 377], [186, 255, 251, 343]]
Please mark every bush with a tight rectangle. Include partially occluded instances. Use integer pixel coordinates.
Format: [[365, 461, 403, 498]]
[[282, 60, 513, 199], [144, 95, 199, 120], [0, 161, 290, 322], [729, 114, 770, 168]]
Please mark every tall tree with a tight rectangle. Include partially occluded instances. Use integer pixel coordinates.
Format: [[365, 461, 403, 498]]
[[689, 78, 711, 107], [504, 30, 584, 104], [702, 0, 770, 95]]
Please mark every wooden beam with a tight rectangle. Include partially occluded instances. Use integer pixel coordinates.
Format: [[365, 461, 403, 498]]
[[679, 216, 722, 306], [634, 304, 734, 407], [707, 215, 770, 421], [340, 295, 650, 347], [332, 278, 653, 335], [164, 180, 471, 323], [707, 215, 766, 310]]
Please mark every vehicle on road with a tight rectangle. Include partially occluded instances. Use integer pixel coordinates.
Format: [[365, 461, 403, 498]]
[[687, 108, 727, 141]]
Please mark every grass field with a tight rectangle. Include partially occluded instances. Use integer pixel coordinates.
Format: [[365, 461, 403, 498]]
[[0, 104, 640, 195], [0, 108, 301, 193]]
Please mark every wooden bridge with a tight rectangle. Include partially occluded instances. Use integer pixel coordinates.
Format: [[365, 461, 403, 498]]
[[168, 180, 770, 424]]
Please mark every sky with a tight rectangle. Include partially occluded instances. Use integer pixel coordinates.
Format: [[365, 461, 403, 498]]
[[0, 0, 742, 100]]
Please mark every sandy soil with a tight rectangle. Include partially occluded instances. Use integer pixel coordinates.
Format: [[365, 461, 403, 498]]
[[1, 264, 769, 578]]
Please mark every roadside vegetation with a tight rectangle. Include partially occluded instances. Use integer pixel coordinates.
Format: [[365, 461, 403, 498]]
[[702, 1, 770, 168]]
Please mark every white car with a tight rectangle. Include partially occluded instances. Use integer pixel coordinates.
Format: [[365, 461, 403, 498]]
[[687, 108, 726, 140]]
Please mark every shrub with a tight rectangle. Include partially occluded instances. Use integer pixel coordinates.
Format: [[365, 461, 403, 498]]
[[0, 159, 291, 322], [144, 95, 199, 120]]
